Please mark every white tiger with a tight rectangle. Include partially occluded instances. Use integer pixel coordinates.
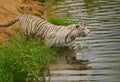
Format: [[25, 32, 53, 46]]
[[0, 14, 90, 49]]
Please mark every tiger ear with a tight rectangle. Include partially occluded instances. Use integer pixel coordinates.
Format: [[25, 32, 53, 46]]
[[76, 24, 79, 28], [80, 22, 84, 26]]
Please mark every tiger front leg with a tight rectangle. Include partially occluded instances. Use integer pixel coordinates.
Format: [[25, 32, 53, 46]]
[[67, 40, 81, 50]]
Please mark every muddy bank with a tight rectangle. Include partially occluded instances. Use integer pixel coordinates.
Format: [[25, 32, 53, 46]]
[[0, 0, 45, 43]]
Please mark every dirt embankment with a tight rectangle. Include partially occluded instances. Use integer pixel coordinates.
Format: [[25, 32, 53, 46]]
[[0, 0, 45, 44]]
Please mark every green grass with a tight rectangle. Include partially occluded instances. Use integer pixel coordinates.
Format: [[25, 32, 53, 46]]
[[0, 33, 56, 82], [48, 16, 73, 26]]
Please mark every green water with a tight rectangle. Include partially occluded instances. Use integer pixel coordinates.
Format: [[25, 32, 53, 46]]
[[48, 0, 120, 82]]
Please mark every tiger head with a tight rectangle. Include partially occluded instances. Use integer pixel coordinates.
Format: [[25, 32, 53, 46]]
[[68, 22, 90, 38]]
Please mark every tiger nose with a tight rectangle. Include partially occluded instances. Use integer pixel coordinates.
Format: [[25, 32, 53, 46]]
[[88, 29, 90, 33], [88, 31, 90, 33]]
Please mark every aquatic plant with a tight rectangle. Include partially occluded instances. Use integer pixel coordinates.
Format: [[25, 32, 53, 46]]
[[0, 33, 56, 82]]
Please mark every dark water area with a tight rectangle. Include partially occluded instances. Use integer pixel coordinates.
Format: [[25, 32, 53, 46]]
[[47, 0, 120, 82]]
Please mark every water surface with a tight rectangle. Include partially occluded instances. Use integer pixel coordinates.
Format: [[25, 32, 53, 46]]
[[48, 0, 120, 82]]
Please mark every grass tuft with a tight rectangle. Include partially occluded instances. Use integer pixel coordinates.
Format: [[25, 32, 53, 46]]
[[48, 16, 73, 26], [0, 33, 56, 82]]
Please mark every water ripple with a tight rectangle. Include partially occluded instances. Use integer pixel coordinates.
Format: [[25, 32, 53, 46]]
[[49, 0, 120, 82]]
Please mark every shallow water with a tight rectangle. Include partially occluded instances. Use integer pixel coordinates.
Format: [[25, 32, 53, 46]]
[[48, 0, 120, 82]]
